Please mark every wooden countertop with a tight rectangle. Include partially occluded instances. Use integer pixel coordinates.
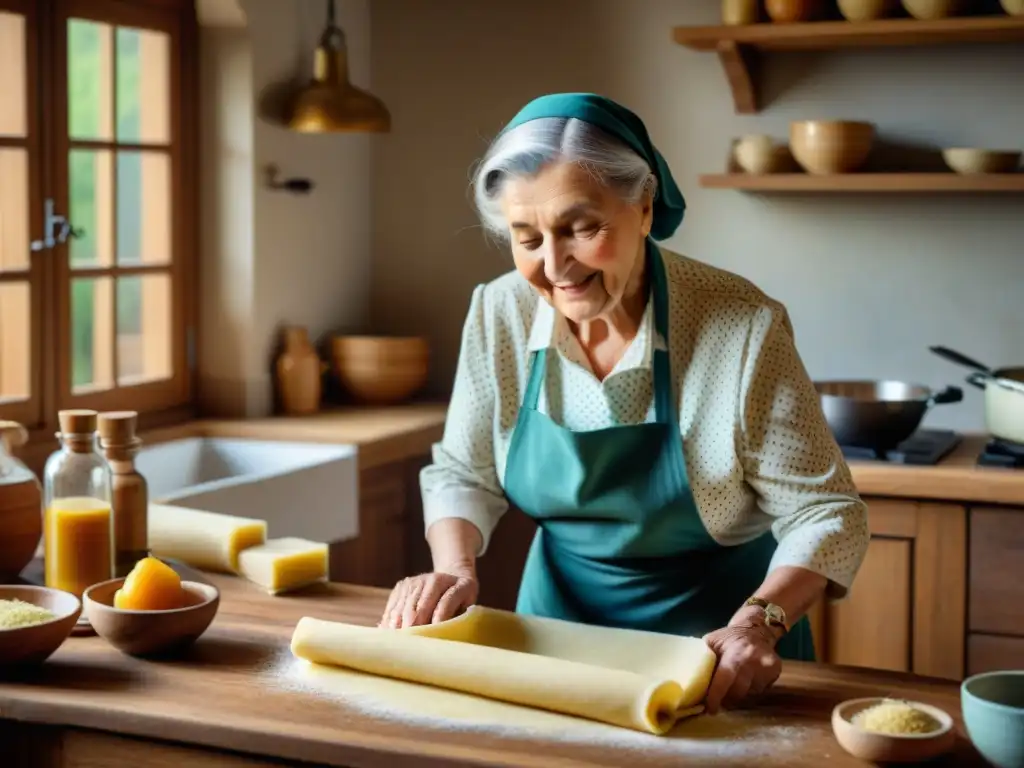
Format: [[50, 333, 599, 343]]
[[849, 435, 1024, 507], [0, 574, 988, 767]]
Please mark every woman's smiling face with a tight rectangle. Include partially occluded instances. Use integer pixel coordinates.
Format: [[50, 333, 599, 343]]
[[499, 162, 653, 325]]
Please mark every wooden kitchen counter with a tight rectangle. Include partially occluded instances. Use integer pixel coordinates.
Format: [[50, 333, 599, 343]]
[[0, 574, 989, 768], [849, 434, 1024, 507]]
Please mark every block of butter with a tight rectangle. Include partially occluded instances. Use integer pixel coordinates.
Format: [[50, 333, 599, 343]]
[[148, 503, 268, 574], [237, 537, 329, 595]]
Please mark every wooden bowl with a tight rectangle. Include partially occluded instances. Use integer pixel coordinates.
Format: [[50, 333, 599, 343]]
[[942, 148, 1022, 175], [837, 0, 896, 20], [789, 120, 875, 175], [832, 697, 956, 763], [765, 0, 821, 22], [0, 585, 81, 667], [83, 577, 219, 657], [901, 0, 964, 19], [330, 335, 429, 405]]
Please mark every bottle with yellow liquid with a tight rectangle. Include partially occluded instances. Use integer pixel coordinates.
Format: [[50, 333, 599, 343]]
[[43, 410, 114, 609]]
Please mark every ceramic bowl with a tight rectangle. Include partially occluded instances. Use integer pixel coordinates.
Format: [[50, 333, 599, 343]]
[[962, 671, 1024, 768], [330, 335, 430, 405], [789, 120, 875, 175], [901, 0, 964, 19], [1002, 0, 1024, 16], [837, 0, 896, 20], [942, 148, 1022, 175], [832, 697, 956, 763], [733, 135, 792, 175], [0, 585, 81, 667], [83, 577, 219, 657]]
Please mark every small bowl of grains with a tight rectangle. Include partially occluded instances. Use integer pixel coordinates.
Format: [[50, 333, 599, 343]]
[[832, 696, 956, 763], [0, 585, 82, 668]]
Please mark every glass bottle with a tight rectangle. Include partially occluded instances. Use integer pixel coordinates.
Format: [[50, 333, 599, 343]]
[[43, 409, 114, 603], [97, 411, 149, 577]]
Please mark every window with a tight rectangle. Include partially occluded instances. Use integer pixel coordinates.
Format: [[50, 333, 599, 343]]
[[0, 0, 196, 438]]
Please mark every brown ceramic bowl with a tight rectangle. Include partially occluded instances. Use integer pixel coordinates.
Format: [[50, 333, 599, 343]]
[[330, 335, 430, 405], [790, 120, 875, 175], [0, 585, 82, 667], [832, 697, 955, 763], [83, 577, 219, 657]]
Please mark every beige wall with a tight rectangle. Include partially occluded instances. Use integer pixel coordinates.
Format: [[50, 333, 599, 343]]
[[198, 0, 373, 417], [368, 0, 1024, 433]]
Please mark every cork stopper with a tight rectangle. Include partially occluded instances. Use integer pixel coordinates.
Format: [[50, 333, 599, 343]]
[[58, 409, 98, 436], [97, 411, 139, 447]]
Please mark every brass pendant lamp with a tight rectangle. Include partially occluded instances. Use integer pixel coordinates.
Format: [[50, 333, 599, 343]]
[[288, 0, 391, 133]]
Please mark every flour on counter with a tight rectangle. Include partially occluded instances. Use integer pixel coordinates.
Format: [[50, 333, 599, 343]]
[[259, 650, 817, 760]]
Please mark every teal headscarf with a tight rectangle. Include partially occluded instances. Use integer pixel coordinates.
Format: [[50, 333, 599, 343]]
[[499, 93, 685, 241]]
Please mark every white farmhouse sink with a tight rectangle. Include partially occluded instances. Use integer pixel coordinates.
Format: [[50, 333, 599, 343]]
[[134, 437, 358, 544]]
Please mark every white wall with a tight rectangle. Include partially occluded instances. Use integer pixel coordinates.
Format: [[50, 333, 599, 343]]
[[198, 0, 373, 417], [367, 0, 1024, 433]]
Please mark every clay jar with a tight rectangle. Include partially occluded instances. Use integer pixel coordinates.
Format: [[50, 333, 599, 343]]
[[274, 326, 324, 416], [0, 421, 43, 579], [766, 0, 821, 22]]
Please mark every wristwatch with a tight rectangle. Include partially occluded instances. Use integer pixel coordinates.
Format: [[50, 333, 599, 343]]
[[743, 596, 789, 635]]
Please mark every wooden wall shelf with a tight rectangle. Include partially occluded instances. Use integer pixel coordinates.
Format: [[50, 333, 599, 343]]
[[699, 173, 1024, 193], [673, 15, 1024, 113]]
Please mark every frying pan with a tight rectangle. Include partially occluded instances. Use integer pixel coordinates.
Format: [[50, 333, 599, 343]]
[[814, 380, 963, 452], [929, 346, 1024, 445]]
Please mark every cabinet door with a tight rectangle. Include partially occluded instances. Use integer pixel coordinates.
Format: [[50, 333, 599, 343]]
[[810, 499, 966, 680], [827, 536, 912, 672]]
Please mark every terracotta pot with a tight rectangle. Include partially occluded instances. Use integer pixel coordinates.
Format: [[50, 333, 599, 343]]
[[0, 421, 43, 579], [766, 0, 820, 22], [274, 326, 324, 416]]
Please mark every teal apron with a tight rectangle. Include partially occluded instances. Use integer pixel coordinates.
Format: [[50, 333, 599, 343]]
[[503, 242, 814, 662]]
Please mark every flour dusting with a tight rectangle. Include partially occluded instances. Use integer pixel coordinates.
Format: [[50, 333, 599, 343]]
[[258, 650, 818, 760]]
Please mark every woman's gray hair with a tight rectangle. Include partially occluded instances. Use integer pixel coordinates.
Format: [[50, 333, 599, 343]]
[[472, 117, 658, 239]]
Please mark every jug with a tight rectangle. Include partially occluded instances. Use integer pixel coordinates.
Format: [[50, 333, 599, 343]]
[[0, 420, 43, 579]]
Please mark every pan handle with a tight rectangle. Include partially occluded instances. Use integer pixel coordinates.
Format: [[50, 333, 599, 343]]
[[966, 371, 992, 390], [928, 385, 963, 405], [929, 345, 992, 374]]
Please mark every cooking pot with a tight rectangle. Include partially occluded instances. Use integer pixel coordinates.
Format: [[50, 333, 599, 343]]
[[929, 346, 1024, 445], [814, 380, 963, 452]]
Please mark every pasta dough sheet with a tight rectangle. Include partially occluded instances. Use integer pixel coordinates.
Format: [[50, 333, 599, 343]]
[[290, 606, 716, 735]]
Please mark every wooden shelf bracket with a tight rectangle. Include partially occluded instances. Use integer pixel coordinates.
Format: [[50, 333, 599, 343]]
[[716, 41, 759, 114]]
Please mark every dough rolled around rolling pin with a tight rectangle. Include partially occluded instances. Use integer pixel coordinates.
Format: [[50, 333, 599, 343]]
[[290, 606, 716, 734]]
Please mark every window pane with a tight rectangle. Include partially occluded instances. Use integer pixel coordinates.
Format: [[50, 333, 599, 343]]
[[117, 273, 171, 383], [0, 282, 30, 403], [116, 27, 170, 144], [117, 151, 170, 265], [0, 149, 29, 272], [0, 11, 27, 138], [71, 276, 113, 392], [69, 149, 113, 268], [68, 19, 113, 142]]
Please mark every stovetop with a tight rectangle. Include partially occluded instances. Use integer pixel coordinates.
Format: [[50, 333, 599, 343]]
[[978, 438, 1024, 469], [839, 429, 962, 466]]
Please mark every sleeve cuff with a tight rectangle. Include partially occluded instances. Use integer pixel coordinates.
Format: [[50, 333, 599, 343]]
[[423, 487, 509, 557], [768, 528, 867, 601]]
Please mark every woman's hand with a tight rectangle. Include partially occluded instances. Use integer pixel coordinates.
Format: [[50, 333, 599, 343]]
[[380, 569, 479, 629], [702, 619, 782, 714]]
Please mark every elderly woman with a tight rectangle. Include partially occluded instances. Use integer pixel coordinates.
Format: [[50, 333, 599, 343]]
[[382, 93, 869, 713]]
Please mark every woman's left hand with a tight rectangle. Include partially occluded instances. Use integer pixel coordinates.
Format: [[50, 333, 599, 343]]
[[702, 621, 782, 714]]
